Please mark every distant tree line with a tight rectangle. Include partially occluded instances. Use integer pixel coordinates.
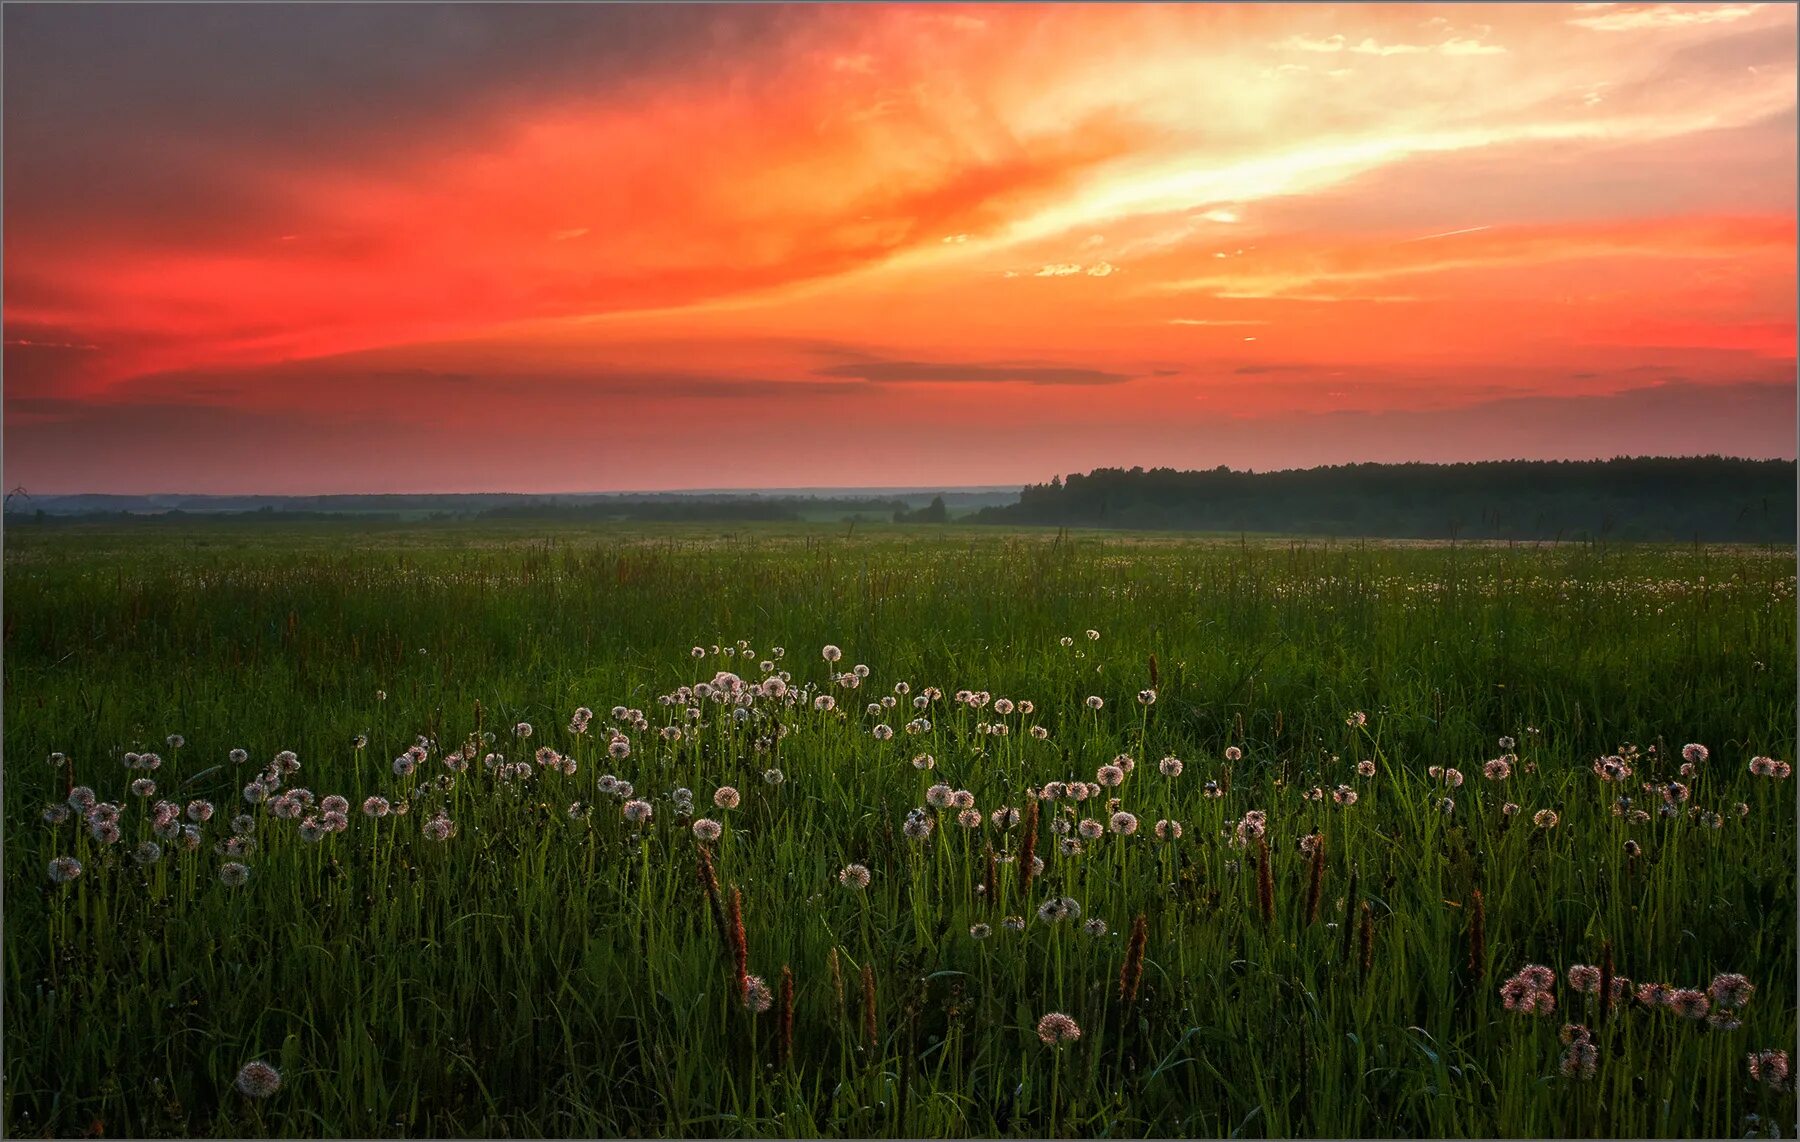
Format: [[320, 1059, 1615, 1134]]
[[478, 497, 908, 523], [893, 496, 949, 524], [969, 457, 1797, 542]]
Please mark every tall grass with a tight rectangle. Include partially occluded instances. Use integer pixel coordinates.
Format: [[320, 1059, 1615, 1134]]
[[5, 521, 1794, 1137]]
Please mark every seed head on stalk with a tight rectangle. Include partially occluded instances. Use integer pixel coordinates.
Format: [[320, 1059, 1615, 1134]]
[[1120, 913, 1149, 1004], [861, 965, 878, 1050], [728, 887, 749, 1001], [1020, 799, 1040, 898], [1254, 838, 1275, 928], [778, 966, 796, 1067], [1467, 888, 1486, 982], [1303, 834, 1326, 925]]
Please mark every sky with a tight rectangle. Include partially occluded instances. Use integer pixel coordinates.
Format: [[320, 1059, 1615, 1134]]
[[4, 2, 1795, 493]]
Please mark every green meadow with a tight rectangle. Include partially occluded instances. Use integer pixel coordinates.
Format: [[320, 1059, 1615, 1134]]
[[4, 520, 1794, 1137]]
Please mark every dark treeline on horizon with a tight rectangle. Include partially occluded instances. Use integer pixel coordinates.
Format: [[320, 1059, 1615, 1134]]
[[7, 457, 1794, 541], [969, 456, 1797, 541]]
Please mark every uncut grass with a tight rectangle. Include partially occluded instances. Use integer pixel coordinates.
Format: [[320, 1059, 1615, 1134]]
[[4, 522, 1795, 1138]]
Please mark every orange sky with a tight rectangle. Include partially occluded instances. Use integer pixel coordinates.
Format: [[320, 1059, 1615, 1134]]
[[5, 2, 1795, 492]]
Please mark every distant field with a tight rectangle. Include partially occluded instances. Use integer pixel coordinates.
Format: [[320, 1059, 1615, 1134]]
[[5, 521, 1795, 1137]]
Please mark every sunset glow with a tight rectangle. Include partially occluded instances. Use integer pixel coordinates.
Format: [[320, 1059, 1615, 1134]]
[[6, 2, 1795, 492]]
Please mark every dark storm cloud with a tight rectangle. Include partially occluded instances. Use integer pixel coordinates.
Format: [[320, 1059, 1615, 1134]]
[[3, 4, 805, 242]]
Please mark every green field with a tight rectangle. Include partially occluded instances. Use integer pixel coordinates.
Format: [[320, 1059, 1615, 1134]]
[[5, 521, 1795, 1138]]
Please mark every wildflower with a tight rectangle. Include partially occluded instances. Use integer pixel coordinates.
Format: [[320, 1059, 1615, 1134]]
[[1708, 973, 1755, 1009], [1078, 818, 1104, 840], [1085, 629, 1100, 641], [1568, 965, 1601, 993], [1748, 1049, 1790, 1089], [167, 734, 185, 749], [622, 799, 653, 824], [743, 975, 774, 1013], [1749, 756, 1792, 778], [1623, 839, 1641, 857], [1224, 746, 1242, 762], [903, 812, 934, 840], [1058, 837, 1083, 856], [1667, 989, 1710, 1019], [1109, 811, 1139, 836], [1038, 896, 1082, 924], [67, 786, 97, 813], [1085, 696, 1103, 710], [234, 1061, 282, 1099], [957, 808, 982, 829], [1333, 785, 1358, 806], [1036, 1012, 1082, 1046], [969, 923, 992, 939], [1559, 1037, 1599, 1080], [186, 799, 215, 823], [219, 862, 250, 887], [814, 695, 836, 712], [714, 787, 741, 809], [1498, 735, 1515, 750], [42, 804, 70, 825], [1096, 765, 1125, 787], [1636, 982, 1674, 1008], [1483, 758, 1511, 781], [47, 856, 82, 884], [821, 645, 843, 663], [1084, 918, 1108, 937], [1518, 964, 1556, 990], [1138, 689, 1156, 705], [1534, 809, 1559, 828], [229, 748, 249, 765], [607, 738, 631, 761], [951, 789, 976, 810], [692, 818, 723, 842], [1357, 760, 1377, 777], [1155, 819, 1183, 840], [421, 813, 456, 841], [1002, 915, 1026, 932], [1060, 636, 1074, 647], [1346, 711, 1368, 728], [1683, 743, 1708, 765], [926, 784, 954, 808], [139, 753, 164, 771], [990, 807, 1020, 829], [392, 755, 416, 777], [132, 841, 163, 865], [1502, 802, 1520, 816], [838, 864, 871, 890]]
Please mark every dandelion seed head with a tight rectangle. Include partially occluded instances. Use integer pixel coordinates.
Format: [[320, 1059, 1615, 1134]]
[[1036, 1012, 1082, 1045], [838, 863, 871, 890]]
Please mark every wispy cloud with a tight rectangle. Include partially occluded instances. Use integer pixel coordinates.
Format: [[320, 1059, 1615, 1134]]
[[814, 359, 1135, 386], [1275, 33, 1506, 56], [1569, 4, 1764, 32]]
